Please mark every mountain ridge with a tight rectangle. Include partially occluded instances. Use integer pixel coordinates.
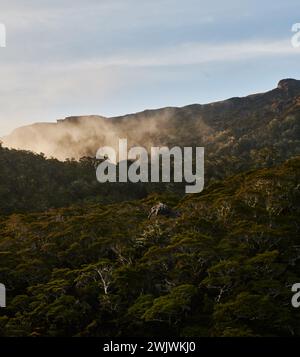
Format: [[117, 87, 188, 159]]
[[2, 79, 300, 161]]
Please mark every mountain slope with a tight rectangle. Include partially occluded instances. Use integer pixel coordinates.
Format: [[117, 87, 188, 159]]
[[2, 79, 300, 165]]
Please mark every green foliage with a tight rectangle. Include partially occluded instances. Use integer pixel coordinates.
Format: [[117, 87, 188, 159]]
[[0, 146, 158, 214], [0, 155, 300, 337]]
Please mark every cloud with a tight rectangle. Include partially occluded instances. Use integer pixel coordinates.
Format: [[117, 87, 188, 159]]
[[0, 0, 299, 137], [0, 36, 298, 136], [79, 38, 297, 67]]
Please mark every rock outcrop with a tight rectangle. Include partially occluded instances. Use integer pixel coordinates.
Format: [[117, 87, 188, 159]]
[[148, 202, 179, 219]]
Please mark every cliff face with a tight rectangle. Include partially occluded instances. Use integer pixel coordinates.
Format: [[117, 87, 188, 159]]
[[2, 79, 300, 161]]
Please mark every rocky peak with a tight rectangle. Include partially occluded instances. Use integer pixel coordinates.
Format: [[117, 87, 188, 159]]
[[277, 78, 300, 92]]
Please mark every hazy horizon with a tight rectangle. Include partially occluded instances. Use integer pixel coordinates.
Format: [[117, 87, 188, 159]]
[[0, 0, 300, 136], [1, 76, 293, 137]]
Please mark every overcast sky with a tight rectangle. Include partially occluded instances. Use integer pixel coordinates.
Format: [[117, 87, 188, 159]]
[[0, 0, 299, 136]]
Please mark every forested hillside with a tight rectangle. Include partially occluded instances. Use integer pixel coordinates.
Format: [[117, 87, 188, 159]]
[[0, 157, 299, 337], [0, 145, 152, 214], [0, 79, 300, 338]]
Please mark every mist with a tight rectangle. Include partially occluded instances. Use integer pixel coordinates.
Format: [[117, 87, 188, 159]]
[[1, 107, 214, 161]]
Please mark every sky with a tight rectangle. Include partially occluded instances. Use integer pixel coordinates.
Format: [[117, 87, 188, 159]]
[[0, 0, 300, 136]]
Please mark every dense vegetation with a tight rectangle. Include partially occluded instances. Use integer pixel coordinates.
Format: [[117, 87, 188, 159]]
[[1, 80, 299, 337], [1, 128, 299, 215], [0, 145, 155, 214], [0, 156, 299, 336]]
